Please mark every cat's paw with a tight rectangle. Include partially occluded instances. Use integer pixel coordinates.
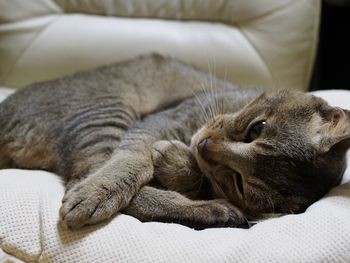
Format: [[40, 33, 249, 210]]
[[59, 179, 126, 229], [194, 199, 246, 229], [152, 140, 192, 163], [152, 140, 195, 174], [151, 140, 200, 190]]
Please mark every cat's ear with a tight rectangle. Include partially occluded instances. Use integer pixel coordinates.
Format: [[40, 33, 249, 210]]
[[319, 108, 350, 153]]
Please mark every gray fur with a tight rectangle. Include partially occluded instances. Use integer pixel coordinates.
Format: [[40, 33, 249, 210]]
[[0, 54, 349, 229]]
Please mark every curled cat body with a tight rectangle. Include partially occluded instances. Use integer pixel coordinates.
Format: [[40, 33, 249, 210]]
[[0, 54, 349, 229]]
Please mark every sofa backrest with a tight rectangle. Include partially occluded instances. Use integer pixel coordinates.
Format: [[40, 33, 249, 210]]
[[0, 0, 320, 91]]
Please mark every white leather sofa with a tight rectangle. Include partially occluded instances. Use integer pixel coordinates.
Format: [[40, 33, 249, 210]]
[[1, 0, 320, 90], [1, 1, 350, 262]]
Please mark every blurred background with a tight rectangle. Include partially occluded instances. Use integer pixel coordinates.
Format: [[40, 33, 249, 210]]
[[310, 0, 350, 90]]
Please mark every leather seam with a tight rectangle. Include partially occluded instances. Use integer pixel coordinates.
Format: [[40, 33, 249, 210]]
[[236, 26, 276, 88], [232, 0, 294, 25]]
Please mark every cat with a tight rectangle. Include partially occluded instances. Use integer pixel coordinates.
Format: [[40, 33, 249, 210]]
[[0, 54, 349, 230]]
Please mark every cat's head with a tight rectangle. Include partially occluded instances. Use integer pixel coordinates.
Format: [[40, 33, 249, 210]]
[[191, 90, 350, 217]]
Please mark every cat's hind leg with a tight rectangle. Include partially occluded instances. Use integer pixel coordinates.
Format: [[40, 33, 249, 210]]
[[122, 186, 246, 229], [0, 123, 60, 171]]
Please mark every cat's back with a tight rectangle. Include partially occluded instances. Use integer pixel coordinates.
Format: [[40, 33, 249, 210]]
[[0, 53, 216, 122]]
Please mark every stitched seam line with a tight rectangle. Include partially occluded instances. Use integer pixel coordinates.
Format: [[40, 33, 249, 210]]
[[236, 0, 312, 89], [236, 26, 276, 87], [233, 0, 294, 25]]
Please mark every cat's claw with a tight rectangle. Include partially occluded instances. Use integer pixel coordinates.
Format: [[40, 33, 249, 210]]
[[59, 180, 125, 229]]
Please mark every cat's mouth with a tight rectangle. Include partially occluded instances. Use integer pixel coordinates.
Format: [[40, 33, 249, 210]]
[[214, 165, 245, 200], [194, 137, 245, 203], [193, 137, 284, 216]]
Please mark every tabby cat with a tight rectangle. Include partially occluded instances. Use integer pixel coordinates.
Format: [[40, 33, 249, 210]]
[[0, 54, 349, 229]]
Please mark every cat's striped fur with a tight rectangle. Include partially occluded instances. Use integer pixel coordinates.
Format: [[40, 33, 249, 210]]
[[0, 54, 349, 229]]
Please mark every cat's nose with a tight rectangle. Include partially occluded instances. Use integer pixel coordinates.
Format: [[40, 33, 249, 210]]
[[197, 138, 212, 155]]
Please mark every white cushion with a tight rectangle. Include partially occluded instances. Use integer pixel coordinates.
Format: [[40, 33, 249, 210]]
[[1, 89, 350, 262], [0, 0, 320, 90]]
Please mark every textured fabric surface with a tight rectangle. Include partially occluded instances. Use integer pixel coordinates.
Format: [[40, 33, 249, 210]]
[[0, 0, 319, 91], [0, 248, 25, 263], [0, 89, 350, 262]]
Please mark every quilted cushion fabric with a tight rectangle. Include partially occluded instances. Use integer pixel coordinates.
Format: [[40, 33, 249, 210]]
[[0, 89, 350, 262]]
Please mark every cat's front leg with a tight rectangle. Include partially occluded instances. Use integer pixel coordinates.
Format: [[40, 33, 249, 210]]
[[59, 140, 201, 229], [123, 186, 246, 229], [60, 146, 154, 229], [59, 97, 204, 229]]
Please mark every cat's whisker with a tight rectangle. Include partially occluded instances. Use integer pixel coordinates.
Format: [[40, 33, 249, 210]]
[[198, 78, 213, 121], [205, 57, 219, 120], [188, 88, 210, 123], [267, 196, 275, 214], [220, 65, 228, 115], [189, 75, 210, 122], [212, 57, 220, 117], [200, 82, 215, 121], [207, 83, 217, 119]]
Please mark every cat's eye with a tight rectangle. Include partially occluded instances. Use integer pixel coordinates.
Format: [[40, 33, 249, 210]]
[[245, 121, 266, 142]]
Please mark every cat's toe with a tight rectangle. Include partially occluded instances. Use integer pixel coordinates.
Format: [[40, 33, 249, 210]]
[[59, 182, 122, 229], [206, 200, 246, 228]]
